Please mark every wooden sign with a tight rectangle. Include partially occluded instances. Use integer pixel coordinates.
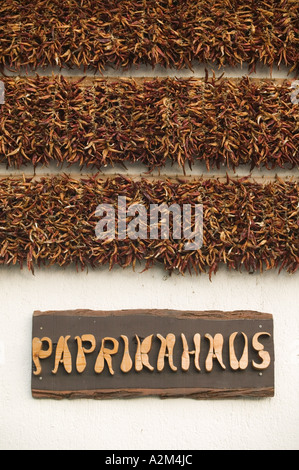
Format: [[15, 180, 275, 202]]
[[31, 309, 274, 399]]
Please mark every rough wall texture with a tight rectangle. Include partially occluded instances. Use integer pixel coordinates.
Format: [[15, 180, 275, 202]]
[[0, 264, 298, 450]]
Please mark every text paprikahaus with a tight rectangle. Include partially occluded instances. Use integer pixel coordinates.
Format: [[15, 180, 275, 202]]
[[31, 310, 274, 399]]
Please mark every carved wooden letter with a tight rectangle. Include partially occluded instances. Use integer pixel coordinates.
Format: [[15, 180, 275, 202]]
[[229, 332, 248, 370], [32, 337, 52, 376], [205, 333, 226, 372], [135, 335, 154, 372], [252, 332, 271, 370], [75, 334, 96, 373], [157, 333, 177, 372], [181, 333, 201, 371], [94, 337, 119, 375], [120, 335, 133, 373], [52, 335, 72, 374]]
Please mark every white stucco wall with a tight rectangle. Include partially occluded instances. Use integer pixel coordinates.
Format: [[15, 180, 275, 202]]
[[0, 265, 298, 450], [0, 63, 298, 450]]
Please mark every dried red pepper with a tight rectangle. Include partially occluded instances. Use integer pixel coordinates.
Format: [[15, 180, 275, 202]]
[[0, 175, 297, 278], [0, 76, 298, 171], [0, 0, 298, 71]]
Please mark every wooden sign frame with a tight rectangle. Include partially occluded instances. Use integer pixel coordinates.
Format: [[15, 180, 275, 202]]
[[32, 309, 274, 399]]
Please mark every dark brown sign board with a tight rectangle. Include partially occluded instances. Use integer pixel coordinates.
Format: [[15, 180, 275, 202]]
[[32, 309, 274, 399]]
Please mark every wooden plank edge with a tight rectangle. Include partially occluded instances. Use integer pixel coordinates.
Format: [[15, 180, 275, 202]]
[[33, 309, 273, 320], [32, 387, 274, 399]]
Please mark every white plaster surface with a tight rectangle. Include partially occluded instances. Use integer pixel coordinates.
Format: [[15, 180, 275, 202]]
[[0, 264, 298, 450], [0, 63, 298, 450]]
